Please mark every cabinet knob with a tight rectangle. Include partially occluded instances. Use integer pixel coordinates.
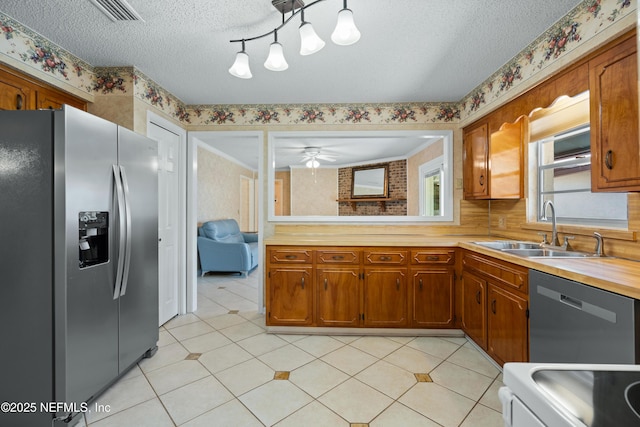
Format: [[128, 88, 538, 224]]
[[379, 256, 391, 261], [476, 290, 481, 305], [419, 278, 423, 291], [284, 255, 297, 260], [324, 277, 328, 290], [605, 150, 614, 170], [426, 256, 439, 261], [396, 278, 400, 290], [491, 299, 497, 314], [479, 174, 485, 186], [332, 255, 344, 260], [301, 276, 305, 289], [16, 94, 23, 110]]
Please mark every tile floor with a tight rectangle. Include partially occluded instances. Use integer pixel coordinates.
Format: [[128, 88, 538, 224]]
[[76, 271, 504, 427]]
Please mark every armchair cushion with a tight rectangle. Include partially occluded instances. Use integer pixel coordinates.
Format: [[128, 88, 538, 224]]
[[198, 219, 258, 276]]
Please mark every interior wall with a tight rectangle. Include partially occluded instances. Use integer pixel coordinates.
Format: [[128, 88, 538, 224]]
[[290, 167, 338, 216], [197, 146, 256, 225]]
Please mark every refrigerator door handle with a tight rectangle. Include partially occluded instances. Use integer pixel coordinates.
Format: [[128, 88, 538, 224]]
[[119, 165, 133, 296], [113, 165, 126, 299]]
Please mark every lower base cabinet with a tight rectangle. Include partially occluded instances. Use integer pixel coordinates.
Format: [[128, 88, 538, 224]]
[[411, 268, 455, 328], [317, 267, 360, 327], [461, 251, 529, 365], [266, 245, 456, 329], [267, 266, 314, 326]]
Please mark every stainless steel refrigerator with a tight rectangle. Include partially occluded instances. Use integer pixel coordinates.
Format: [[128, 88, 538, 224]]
[[0, 105, 159, 427]]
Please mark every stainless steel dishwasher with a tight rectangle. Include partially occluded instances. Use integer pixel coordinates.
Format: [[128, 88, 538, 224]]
[[529, 270, 640, 363]]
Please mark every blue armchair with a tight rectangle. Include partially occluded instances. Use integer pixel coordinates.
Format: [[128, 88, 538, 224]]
[[197, 219, 258, 276]]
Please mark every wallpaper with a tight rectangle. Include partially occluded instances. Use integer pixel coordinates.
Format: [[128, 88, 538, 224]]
[[0, 0, 636, 126]]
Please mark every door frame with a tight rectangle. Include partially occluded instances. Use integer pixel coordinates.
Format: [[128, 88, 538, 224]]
[[187, 131, 265, 313], [146, 112, 188, 314]]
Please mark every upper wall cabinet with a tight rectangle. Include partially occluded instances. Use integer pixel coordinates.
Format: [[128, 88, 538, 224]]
[[463, 117, 525, 200], [0, 64, 87, 111], [463, 123, 489, 199], [589, 33, 639, 192]]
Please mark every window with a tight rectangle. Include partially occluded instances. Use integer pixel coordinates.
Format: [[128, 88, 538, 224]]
[[534, 124, 627, 227], [419, 159, 443, 217]]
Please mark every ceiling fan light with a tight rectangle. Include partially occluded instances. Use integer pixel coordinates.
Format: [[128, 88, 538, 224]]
[[331, 8, 360, 46], [299, 21, 325, 55], [228, 51, 252, 79], [306, 159, 320, 168], [264, 41, 289, 71]]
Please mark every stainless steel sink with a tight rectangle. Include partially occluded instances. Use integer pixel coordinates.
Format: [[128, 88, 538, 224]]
[[502, 248, 595, 258], [474, 241, 542, 250]]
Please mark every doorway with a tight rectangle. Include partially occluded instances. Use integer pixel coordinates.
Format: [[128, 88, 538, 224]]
[[187, 131, 264, 313]]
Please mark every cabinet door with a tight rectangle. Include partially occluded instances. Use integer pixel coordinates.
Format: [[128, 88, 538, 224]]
[[590, 35, 640, 191], [411, 268, 454, 328], [317, 268, 361, 327], [463, 123, 489, 199], [363, 268, 408, 327], [488, 285, 528, 365], [461, 270, 487, 349], [0, 75, 33, 110], [267, 267, 313, 326], [36, 86, 87, 111]]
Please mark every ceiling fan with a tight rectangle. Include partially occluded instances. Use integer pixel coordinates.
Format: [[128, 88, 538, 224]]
[[299, 146, 337, 165]]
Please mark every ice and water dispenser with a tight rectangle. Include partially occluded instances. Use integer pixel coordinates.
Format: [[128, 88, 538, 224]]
[[78, 211, 108, 268]]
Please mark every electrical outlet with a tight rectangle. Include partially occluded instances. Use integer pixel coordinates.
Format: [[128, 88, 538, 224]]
[[498, 215, 507, 229]]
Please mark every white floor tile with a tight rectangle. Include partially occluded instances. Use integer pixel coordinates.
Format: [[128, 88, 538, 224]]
[[214, 358, 275, 396], [460, 404, 504, 427], [355, 360, 417, 399], [198, 343, 254, 374], [180, 331, 232, 354], [349, 336, 404, 358], [159, 376, 234, 425], [239, 380, 313, 426], [320, 345, 378, 376], [86, 374, 156, 423], [292, 335, 345, 357], [258, 344, 315, 372], [383, 345, 444, 374], [399, 382, 475, 427], [289, 359, 350, 398], [145, 360, 211, 395], [181, 399, 263, 427], [275, 401, 349, 426], [430, 361, 494, 400], [406, 336, 462, 359], [318, 378, 393, 423], [371, 402, 441, 427]]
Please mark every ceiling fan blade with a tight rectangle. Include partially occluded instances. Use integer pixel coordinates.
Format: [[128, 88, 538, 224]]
[[317, 155, 336, 162]]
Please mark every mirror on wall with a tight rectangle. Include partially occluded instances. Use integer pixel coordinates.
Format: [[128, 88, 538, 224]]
[[352, 165, 388, 198], [268, 130, 454, 222]]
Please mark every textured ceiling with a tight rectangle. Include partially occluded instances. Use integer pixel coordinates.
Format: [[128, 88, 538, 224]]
[[0, 0, 583, 105]]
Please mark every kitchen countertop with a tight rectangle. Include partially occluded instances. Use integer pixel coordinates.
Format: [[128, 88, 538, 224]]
[[264, 234, 640, 300]]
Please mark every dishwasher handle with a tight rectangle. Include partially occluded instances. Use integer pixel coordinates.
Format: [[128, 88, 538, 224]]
[[560, 294, 583, 310]]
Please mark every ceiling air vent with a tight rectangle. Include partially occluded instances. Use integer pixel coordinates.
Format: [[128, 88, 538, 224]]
[[89, 0, 144, 22]]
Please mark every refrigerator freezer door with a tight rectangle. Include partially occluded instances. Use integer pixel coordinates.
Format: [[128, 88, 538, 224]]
[[0, 111, 56, 427], [56, 106, 120, 405], [117, 126, 159, 372]]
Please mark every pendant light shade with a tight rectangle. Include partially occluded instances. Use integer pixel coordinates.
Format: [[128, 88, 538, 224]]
[[299, 21, 325, 56], [228, 43, 252, 79], [264, 31, 288, 71], [331, 7, 360, 45]]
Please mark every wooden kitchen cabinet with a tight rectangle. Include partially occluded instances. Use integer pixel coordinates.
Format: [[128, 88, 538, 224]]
[[266, 266, 313, 326], [463, 122, 489, 199], [316, 248, 361, 327], [589, 32, 640, 191], [461, 251, 529, 364], [488, 284, 529, 365], [463, 117, 525, 200], [266, 245, 453, 329], [0, 64, 87, 111], [363, 267, 408, 327], [461, 269, 488, 349], [410, 249, 455, 328], [266, 247, 314, 326]]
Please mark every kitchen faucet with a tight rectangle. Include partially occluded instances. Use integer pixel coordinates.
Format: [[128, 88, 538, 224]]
[[542, 200, 561, 247]]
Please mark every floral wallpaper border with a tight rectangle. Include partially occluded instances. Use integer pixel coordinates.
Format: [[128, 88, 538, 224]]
[[0, 0, 636, 127]]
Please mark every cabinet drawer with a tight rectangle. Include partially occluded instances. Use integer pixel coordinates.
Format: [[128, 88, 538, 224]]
[[316, 249, 360, 265], [411, 249, 455, 265], [268, 248, 313, 264], [364, 250, 408, 265], [462, 252, 528, 293]]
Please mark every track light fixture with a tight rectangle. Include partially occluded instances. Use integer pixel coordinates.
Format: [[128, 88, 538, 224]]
[[229, 0, 360, 79]]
